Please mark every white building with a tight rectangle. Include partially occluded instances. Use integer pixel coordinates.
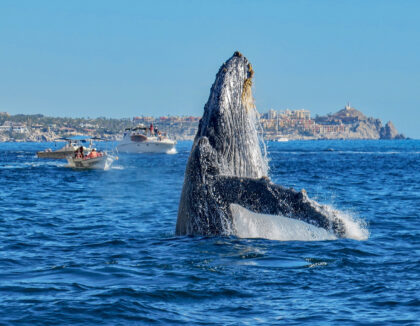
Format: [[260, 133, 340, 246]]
[[0, 121, 29, 134], [268, 109, 277, 119]]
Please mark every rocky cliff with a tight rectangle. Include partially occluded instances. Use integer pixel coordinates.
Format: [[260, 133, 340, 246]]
[[380, 121, 405, 140], [312, 106, 405, 140]]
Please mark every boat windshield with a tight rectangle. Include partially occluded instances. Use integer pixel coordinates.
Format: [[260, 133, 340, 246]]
[[131, 134, 147, 142]]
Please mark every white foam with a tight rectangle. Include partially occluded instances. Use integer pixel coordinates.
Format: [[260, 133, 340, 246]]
[[103, 156, 115, 170], [0, 161, 65, 169], [230, 204, 369, 241], [111, 165, 124, 170]]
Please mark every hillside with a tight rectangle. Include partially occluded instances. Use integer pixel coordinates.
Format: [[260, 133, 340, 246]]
[[261, 104, 405, 140]]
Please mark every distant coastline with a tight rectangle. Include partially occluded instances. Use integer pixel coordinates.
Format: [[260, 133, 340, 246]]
[[260, 104, 405, 141], [0, 105, 405, 142]]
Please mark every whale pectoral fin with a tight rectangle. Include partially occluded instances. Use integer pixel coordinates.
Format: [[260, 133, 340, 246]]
[[212, 176, 345, 236], [229, 203, 337, 241]]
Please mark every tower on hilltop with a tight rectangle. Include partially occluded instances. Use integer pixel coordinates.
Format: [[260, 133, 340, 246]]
[[345, 102, 351, 110]]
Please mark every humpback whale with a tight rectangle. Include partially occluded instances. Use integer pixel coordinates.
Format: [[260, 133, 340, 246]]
[[176, 52, 355, 239]]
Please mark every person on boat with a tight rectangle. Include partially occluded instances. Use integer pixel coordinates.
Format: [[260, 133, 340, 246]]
[[149, 123, 154, 136], [88, 148, 98, 159], [75, 146, 84, 159]]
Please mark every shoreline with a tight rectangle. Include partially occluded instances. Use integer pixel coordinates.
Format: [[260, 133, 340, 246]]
[[0, 138, 414, 144]]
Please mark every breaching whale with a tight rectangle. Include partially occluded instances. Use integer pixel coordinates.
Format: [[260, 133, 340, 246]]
[[176, 52, 354, 239]]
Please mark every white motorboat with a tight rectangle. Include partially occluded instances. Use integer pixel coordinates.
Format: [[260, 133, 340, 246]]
[[66, 151, 115, 169], [60, 136, 116, 169], [117, 125, 176, 154]]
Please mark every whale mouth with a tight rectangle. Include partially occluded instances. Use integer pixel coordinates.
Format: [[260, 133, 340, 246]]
[[230, 204, 369, 241]]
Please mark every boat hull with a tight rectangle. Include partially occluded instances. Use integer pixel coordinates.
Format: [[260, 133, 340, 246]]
[[37, 150, 75, 159], [66, 155, 113, 169], [117, 140, 176, 153]]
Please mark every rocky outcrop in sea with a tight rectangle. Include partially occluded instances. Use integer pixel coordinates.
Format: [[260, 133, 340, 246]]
[[380, 121, 405, 140], [333, 119, 405, 140], [306, 106, 406, 140]]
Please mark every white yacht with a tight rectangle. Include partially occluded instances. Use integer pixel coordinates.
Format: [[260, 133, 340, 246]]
[[117, 125, 176, 154]]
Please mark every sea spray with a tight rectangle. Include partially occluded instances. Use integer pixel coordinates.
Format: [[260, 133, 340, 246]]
[[253, 108, 270, 177]]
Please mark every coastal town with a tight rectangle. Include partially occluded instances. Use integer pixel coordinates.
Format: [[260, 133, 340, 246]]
[[260, 104, 405, 140], [0, 104, 405, 142]]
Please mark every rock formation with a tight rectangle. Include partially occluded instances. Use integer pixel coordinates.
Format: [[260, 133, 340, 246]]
[[380, 121, 405, 140]]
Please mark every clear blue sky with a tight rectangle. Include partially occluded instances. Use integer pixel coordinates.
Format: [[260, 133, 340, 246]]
[[1, 0, 419, 137]]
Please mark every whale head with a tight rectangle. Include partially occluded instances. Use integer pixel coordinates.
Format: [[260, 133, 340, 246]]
[[176, 52, 269, 235], [194, 51, 268, 179]]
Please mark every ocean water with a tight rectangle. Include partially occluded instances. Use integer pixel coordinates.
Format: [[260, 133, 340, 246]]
[[0, 140, 418, 325]]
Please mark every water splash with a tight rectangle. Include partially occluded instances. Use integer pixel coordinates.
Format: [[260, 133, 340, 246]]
[[305, 198, 369, 240], [103, 156, 115, 170], [247, 106, 269, 177], [166, 147, 178, 155], [254, 109, 270, 176]]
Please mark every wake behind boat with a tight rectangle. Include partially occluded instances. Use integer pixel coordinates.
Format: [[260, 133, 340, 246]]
[[117, 124, 176, 154]]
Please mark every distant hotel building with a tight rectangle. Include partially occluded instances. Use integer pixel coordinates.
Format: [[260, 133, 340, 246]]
[[262, 109, 311, 120], [0, 121, 29, 134]]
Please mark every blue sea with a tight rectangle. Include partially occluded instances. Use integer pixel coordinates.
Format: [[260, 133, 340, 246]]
[[0, 140, 418, 325]]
